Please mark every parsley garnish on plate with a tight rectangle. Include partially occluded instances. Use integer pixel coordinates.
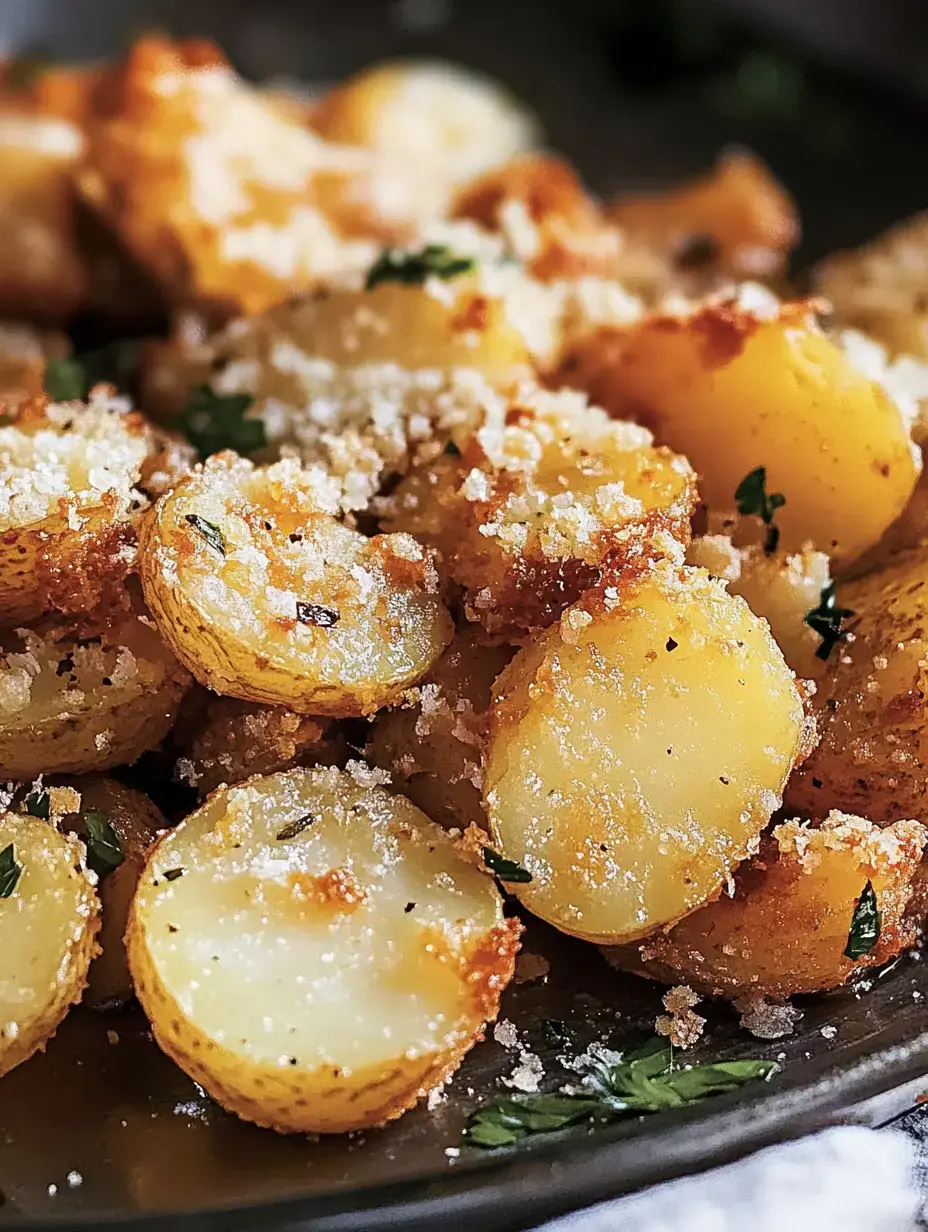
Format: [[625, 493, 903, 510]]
[[844, 880, 881, 960], [178, 385, 265, 459], [734, 467, 785, 554], [83, 809, 125, 877], [184, 514, 226, 556], [365, 245, 476, 291], [804, 581, 854, 662], [23, 786, 50, 820], [0, 843, 22, 899], [482, 847, 533, 884], [465, 1038, 778, 1148], [45, 340, 141, 402]]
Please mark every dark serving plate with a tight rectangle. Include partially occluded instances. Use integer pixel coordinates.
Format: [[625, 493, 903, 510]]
[[3, 2, 928, 1228]]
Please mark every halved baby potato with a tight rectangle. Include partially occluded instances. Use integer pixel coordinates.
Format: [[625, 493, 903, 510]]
[[0, 394, 156, 621], [138, 454, 453, 715], [484, 561, 810, 944], [58, 777, 167, 1007], [383, 386, 696, 636], [0, 812, 100, 1077], [564, 292, 921, 564], [0, 586, 191, 779], [610, 812, 926, 998], [126, 764, 519, 1134]]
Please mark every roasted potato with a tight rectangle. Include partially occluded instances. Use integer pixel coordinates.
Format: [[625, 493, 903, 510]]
[[610, 812, 926, 998], [451, 153, 623, 282], [0, 394, 156, 622], [173, 690, 345, 796], [568, 291, 921, 564], [311, 60, 537, 182], [0, 588, 191, 779], [786, 548, 928, 824], [608, 151, 800, 291], [484, 561, 810, 944], [57, 777, 166, 1006], [79, 36, 378, 321], [139, 454, 453, 715], [383, 385, 696, 636], [0, 812, 100, 1077], [687, 535, 832, 680], [367, 628, 515, 830], [816, 212, 928, 359], [126, 764, 519, 1133]]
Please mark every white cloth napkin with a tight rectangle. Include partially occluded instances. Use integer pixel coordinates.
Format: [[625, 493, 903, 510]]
[[535, 1126, 919, 1232]]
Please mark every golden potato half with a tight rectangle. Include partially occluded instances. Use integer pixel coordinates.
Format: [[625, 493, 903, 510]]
[[0, 813, 100, 1077], [484, 561, 809, 944], [570, 291, 920, 563], [787, 548, 928, 824], [139, 454, 453, 715], [0, 589, 191, 779], [0, 394, 155, 622], [57, 777, 166, 1007], [613, 812, 926, 998], [127, 764, 519, 1134], [368, 627, 515, 830], [383, 385, 696, 637]]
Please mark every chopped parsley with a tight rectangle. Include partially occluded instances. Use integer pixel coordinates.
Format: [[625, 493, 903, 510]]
[[465, 1037, 778, 1147], [296, 602, 340, 628], [83, 809, 124, 876], [482, 847, 532, 884], [178, 385, 265, 459], [0, 843, 22, 899], [365, 244, 476, 291], [276, 814, 315, 841], [804, 581, 854, 661], [444, 440, 462, 457], [184, 514, 226, 556], [844, 880, 881, 960], [44, 340, 141, 402], [23, 786, 50, 820], [734, 467, 785, 553], [162, 867, 185, 883]]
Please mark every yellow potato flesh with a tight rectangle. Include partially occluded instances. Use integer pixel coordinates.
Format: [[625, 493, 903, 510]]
[[0, 813, 99, 1077], [604, 305, 919, 563], [127, 766, 518, 1133], [485, 562, 807, 944]]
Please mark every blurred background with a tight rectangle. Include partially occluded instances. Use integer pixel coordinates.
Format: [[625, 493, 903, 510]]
[[1, 0, 926, 264]]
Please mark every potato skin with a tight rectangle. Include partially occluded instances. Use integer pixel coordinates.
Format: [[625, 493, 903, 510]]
[[611, 812, 926, 998], [0, 813, 100, 1077], [568, 296, 920, 564], [57, 777, 166, 1007], [367, 628, 515, 830], [786, 549, 928, 824], [484, 561, 810, 944], [126, 765, 519, 1133], [0, 590, 191, 779], [139, 454, 453, 716]]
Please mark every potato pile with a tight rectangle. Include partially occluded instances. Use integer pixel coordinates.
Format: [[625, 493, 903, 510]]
[[2, 30, 928, 1137]]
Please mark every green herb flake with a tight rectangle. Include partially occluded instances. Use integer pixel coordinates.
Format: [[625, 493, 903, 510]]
[[44, 341, 142, 402], [734, 467, 785, 553], [444, 440, 462, 457], [805, 581, 854, 662], [0, 843, 22, 899], [184, 514, 226, 556], [464, 1037, 778, 1149], [178, 385, 265, 459], [84, 809, 124, 875], [844, 879, 881, 960], [23, 786, 50, 820], [482, 847, 533, 884], [276, 814, 315, 842], [162, 867, 185, 883], [365, 244, 476, 291]]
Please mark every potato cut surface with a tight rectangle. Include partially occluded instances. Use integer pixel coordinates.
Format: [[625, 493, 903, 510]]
[[127, 765, 518, 1133]]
